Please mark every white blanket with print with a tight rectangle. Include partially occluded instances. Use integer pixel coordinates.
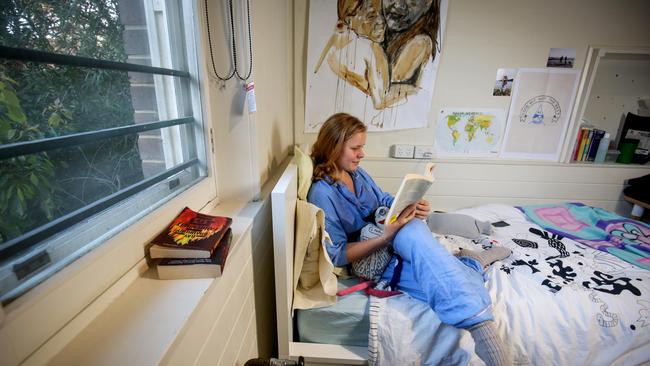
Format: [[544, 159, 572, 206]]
[[369, 204, 650, 366]]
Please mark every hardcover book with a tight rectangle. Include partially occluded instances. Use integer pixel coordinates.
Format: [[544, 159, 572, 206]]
[[157, 228, 233, 279], [386, 163, 435, 225], [149, 207, 232, 259]]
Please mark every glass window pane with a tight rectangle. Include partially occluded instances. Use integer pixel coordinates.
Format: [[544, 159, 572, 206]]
[[0, 0, 207, 303], [0, 60, 189, 135], [0, 0, 170, 69]]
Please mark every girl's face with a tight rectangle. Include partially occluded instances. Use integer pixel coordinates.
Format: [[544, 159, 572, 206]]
[[348, 0, 385, 42], [337, 131, 366, 172], [382, 0, 432, 32]]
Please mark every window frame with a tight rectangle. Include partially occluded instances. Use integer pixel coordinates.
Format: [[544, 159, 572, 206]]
[[0, 0, 218, 364]]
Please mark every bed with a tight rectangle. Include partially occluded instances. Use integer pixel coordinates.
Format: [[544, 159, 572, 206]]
[[271, 162, 650, 365]]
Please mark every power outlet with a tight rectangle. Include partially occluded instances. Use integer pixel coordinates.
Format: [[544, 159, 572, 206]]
[[390, 144, 414, 159], [414, 145, 434, 159]]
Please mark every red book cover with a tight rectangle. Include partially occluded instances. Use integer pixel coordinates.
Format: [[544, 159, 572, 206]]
[[157, 229, 234, 279], [571, 127, 585, 161], [149, 207, 232, 259]]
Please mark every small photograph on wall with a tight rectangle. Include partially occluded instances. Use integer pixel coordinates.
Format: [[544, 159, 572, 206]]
[[546, 48, 575, 68], [500, 68, 580, 161], [493, 68, 516, 96], [303, 0, 449, 132], [434, 108, 506, 157]]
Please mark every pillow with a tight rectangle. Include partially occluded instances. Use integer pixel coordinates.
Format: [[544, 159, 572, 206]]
[[293, 145, 313, 201], [293, 200, 337, 310]]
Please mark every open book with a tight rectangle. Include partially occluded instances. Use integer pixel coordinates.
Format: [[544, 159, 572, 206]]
[[385, 163, 435, 225]]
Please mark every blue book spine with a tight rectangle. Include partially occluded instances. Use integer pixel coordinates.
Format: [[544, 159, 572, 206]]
[[587, 130, 605, 162]]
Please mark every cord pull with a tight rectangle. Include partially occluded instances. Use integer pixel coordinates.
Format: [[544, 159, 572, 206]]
[[245, 81, 256, 113]]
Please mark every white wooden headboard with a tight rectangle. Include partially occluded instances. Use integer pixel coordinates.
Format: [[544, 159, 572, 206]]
[[271, 163, 297, 359], [271, 162, 367, 365]]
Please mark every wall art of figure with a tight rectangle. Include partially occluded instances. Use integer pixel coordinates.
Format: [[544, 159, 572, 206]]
[[305, 0, 447, 131]]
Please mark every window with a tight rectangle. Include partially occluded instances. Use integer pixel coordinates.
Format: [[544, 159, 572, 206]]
[[0, 0, 209, 303]]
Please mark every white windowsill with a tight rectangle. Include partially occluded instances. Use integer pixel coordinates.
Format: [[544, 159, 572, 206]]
[[24, 213, 253, 366]]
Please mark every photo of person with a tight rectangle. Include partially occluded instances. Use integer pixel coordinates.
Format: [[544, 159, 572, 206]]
[[546, 48, 575, 68], [493, 68, 516, 96]]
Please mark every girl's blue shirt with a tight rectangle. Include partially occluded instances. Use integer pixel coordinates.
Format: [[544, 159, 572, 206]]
[[307, 167, 394, 266]]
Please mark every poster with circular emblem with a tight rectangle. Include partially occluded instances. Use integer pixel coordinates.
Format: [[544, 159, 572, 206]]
[[500, 68, 580, 161]]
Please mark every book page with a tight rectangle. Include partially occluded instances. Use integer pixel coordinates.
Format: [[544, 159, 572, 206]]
[[386, 163, 435, 224], [386, 170, 434, 224]]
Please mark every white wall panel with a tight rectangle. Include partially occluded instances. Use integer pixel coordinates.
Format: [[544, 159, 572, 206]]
[[362, 158, 650, 215], [161, 228, 255, 365]]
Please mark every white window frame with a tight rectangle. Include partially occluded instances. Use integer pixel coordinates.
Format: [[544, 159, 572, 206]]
[[0, 1, 218, 364]]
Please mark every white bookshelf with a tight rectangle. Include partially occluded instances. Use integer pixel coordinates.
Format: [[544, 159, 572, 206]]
[[562, 46, 650, 164]]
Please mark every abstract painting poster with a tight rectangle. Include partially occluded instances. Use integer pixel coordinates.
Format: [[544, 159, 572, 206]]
[[304, 0, 448, 132]]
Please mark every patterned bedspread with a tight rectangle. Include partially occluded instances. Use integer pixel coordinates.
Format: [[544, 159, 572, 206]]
[[369, 204, 650, 366], [518, 202, 650, 270]]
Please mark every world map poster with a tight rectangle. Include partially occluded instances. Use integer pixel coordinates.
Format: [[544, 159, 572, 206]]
[[434, 108, 506, 157]]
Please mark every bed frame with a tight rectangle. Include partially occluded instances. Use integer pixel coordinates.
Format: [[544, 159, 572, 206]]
[[271, 163, 367, 365]]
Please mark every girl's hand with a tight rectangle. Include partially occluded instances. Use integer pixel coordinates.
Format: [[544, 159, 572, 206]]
[[415, 199, 431, 220], [381, 203, 416, 243]]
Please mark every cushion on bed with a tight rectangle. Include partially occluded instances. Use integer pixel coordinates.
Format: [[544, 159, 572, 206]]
[[293, 145, 313, 201], [297, 201, 320, 289], [293, 199, 337, 311]]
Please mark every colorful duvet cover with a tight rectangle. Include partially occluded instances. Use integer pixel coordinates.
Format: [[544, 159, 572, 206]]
[[369, 204, 650, 365], [518, 202, 650, 270]]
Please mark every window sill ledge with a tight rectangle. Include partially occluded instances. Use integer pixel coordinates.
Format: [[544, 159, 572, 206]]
[[28, 213, 253, 366]]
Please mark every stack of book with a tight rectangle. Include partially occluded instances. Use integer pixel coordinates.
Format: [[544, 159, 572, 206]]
[[572, 125, 608, 162], [149, 206, 233, 280]]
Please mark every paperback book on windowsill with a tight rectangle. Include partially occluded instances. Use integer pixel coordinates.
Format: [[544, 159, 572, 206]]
[[149, 206, 232, 259]]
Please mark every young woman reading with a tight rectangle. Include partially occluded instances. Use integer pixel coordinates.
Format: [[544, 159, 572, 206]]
[[307, 113, 512, 366]]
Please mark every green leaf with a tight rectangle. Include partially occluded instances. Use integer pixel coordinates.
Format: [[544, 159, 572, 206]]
[[30, 173, 39, 185], [48, 113, 62, 127], [16, 187, 24, 202], [7, 105, 26, 123], [10, 194, 24, 217], [4, 89, 20, 108], [0, 123, 9, 140]]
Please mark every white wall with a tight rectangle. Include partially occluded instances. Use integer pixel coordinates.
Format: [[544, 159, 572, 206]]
[[294, 0, 650, 154], [204, 0, 294, 202], [197, 0, 295, 358], [293, 0, 650, 213]]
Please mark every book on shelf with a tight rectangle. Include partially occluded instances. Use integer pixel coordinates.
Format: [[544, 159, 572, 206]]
[[581, 128, 595, 161], [571, 127, 586, 161], [586, 129, 606, 162], [149, 206, 233, 259], [157, 228, 233, 279], [576, 126, 591, 161], [386, 162, 435, 225]]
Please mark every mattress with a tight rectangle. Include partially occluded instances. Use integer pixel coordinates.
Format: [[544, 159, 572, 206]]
[[296, 277, 369, 346]]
